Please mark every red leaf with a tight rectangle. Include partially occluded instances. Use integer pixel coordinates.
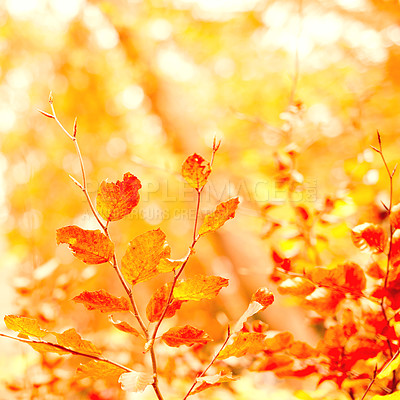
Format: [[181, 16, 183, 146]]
[[73, 290, 130, 313], [351, 223, 386, 254], [251, 287, 274, 309], [161, 325, 212, 347]]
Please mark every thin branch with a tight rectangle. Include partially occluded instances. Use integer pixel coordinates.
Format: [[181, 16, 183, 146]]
[[43, 94, 163, 400], [183, 326, 231, 400], [0, 332, 133, 373]]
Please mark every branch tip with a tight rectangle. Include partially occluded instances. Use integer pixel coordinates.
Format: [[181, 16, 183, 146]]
[[73, 117, 78, 137], [37, 108, 55, 119], [48, 91, 53, 104]]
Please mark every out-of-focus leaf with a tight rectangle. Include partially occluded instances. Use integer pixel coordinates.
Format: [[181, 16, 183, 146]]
[[251, 354, 294, 371], [53, 328, 101, 356], [73, 289, 130, 313], [56, 225, 114, 264], [199, 198, 239, 235], [218, 332, 266, 359], [119, 371, 153, 392], [351, 223, 386, 254], [146, 282, 185, 322], [121, 229, 171, 285], [190, 372, 238, 395], [182, 153, 211, 189], [76, 360, 126, 379], [4, 315, 48, 338], [372, 392, 400, 400], [96, 173, 141, 221], [278, 277, 315, 296], [265, 331, 293, 352], [173, 275, 229, 301], [161, 325, 212, 347]]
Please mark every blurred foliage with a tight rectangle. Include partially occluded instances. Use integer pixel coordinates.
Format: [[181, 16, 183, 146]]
[[2, 0, 400, 398]]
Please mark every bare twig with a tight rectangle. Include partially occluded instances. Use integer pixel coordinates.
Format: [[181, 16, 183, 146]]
[[183, 326, 232, 399]]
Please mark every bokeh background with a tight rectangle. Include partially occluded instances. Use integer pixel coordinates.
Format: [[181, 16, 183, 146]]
[[1, 0, 400, 398]]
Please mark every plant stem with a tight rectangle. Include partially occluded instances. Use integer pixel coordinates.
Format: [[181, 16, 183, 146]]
[[45, 96, 164, 400], [183, 327, 231, 399]]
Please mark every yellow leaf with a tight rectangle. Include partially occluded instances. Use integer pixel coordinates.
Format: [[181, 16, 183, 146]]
[[199, 198, 239, 236], [121, 229, 171, 285], [173, 275, 229, 301], [77, 360, 126, 379], [377, 352, 400, 379], [53, 328, 101, 356], [4, 315, 47, 338], [218, 332, 266, 359]]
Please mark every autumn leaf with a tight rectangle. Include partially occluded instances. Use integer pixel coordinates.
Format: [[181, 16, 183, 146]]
[[121, 229, 171, 285], [73, 289, 130, 313], [56, 225, 114, 264], [119, 371, 153, 392], [146, 282, 185, 322], [108, 316, 142, 337], [305, 287, 344, 316], [53, 328, 101, 356], [233, 288, 274, 333], [182, 153, 211, 189], [218, 332, 266, 359], [161, 325, 212, 347], [173, 275, 229, 301], [191, 372, 238, 395], [351, 222, 387, 254], [96, 172, 141, 221], [278, 277, 315, 296], [251, 287, 275, 309], [265, 331, 294, 352], [289, 341, 317, 359], [199, 198, 239, 236], [4, 315, 48, 338], [77, 360, 126, 379]]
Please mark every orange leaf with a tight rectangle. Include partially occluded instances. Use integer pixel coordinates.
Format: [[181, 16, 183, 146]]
[[278, 277, 315, 296], [251, 287, 275, 309], [351, 223, 386, 254], [161, 325, 212, 347], [182, 153, 211, 189], [146, 282, 185, 323], [191, 372, 238, 395], [96, 173, 141, 222], [108, 316, 142, 337], [289, 341, 317, 359], [305, 287, 344, 316], [53, 328, 101, 356], [4, 315, 47, 338], [73, 289, 130, 313], [199, 198, 239, 236], [28, 342, 69, 355], [56, 225, 114, 264], [121, 229, 171, 285], [173, 275, 229, 301], [390, 203, 400, 230], [218, 332, 266, 359], [265, 331, 294, 352], [77, 360, 126, 379]]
